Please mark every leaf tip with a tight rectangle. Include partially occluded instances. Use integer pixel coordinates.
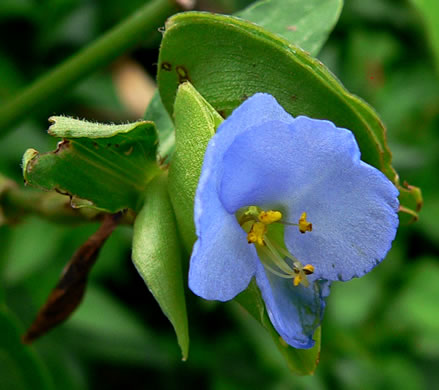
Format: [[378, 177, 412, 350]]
[[22, 148, 39, 181]]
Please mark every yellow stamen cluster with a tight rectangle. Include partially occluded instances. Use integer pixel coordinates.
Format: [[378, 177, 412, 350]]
[[246, 210, 283, 246], [242, 208, 315, 287], [298, 212, 312, 233]]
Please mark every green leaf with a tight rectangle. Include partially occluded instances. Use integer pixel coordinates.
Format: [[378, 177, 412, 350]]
[[22, 116, 159, 213], [0, 306, 54, 390], [236, 0, 343, 56], [168, 82, 223, 251], [410, 0, 439, 73], [144, 90, 175, 161], [235, 280, 321, 375], [157, 11, 422, 220], [132, 173, 189, 360]]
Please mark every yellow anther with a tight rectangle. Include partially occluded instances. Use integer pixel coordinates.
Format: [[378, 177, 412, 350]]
[[293, 271, 311, 287], [259, 210, 282, 225], [298, 212, 312, 233], [247, 222, 267, 246], [303, 264, 315, 275], [293, 273, 303, 286]]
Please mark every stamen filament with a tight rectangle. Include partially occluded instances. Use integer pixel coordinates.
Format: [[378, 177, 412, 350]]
[[263, 237, 296, 275], [277, 221, 298, 226], [268, 238, 299, 263], [260, 246, 294, 276], [259, 247, 295, 279]]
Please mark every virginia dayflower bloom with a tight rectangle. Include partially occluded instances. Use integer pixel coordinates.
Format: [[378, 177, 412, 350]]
[[188, 93, 399, 349]]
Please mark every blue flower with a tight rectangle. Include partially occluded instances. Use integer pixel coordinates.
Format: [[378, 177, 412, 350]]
[[188, 93, 399, 349]]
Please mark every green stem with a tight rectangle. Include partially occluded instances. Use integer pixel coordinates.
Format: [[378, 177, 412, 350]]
[[0, 0, 179, 137], [0, 175, 134, 225], [2, 186, 97, 224]]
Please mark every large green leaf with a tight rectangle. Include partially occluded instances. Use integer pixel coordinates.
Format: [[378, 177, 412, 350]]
[[0, 306, 54, 390], [157, 11, 421, 220], [132, 174, 189, 359], [168, 82, 223, 250], [22, 116, 159, 213], [236, 0, 343, 56]]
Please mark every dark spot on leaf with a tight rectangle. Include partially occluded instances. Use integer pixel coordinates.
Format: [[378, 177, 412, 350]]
[[161, 62, 172, 71], [291, 95, 298, 102], [115, 144, 120, 148], [93, 142, 99, 149], [176, 65, 191, 83]]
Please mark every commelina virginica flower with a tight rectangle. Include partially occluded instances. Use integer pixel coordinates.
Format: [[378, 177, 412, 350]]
[[188, 93, 399, 349]]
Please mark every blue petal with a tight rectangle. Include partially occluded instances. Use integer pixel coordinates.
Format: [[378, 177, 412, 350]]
[[219, 120, 299, 213], [216, 93, 294, 138], [189, 209, 258, 301], [189, 93, 290, 301], [255, 262, 330, 349], [219, 113, 399, 281], [283, 117, 399, 281]]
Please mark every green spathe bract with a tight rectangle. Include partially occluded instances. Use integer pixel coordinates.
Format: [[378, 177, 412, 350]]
[[168, 82, 223, 251], [132, 174, 189, 360]]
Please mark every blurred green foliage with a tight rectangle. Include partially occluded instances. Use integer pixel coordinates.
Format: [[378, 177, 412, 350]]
[[0, 0, 438, 389]]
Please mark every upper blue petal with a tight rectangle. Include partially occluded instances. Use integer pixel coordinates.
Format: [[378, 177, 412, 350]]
[[218, 109, 399, 281], [190, 93, 293, 301], [219, 120, 300, 213], [255, 262, 330, 349]]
